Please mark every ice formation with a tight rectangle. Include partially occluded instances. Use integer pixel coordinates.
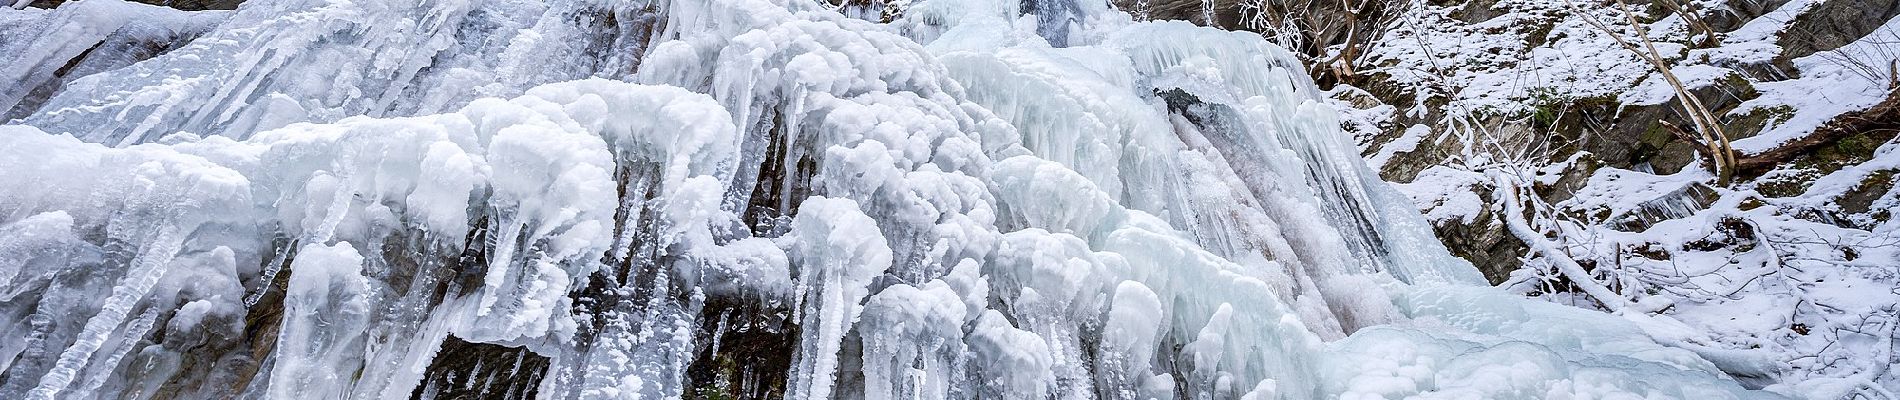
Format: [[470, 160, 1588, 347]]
[[0, 0, 1785, 398]]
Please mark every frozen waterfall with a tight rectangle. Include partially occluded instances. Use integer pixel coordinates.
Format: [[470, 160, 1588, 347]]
[[0, 0, 1781, 399]]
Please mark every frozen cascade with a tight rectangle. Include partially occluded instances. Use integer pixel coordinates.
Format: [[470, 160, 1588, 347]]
[[0, 0, 1782, 399]]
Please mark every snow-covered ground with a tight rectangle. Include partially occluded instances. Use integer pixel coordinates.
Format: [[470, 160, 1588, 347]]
[[1343, 0, 1900, 396]]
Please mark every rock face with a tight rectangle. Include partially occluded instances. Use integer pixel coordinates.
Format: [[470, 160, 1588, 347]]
[[2, 0, 1894, 395], [1582, 71, 1763, 176], [1313, 0, 1900, 389], [1314, 0, 1900, 282], [1778, 0, 1900, 58], [1426, 187, 1527, 283], [2, 1, 228, 122], [23, 0, 1894, 287], [1108, 0, 1400, 83], [412, 337, 549, 400]]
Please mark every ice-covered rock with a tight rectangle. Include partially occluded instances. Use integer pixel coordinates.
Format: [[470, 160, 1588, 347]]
[[0, 0, 1793, 398]]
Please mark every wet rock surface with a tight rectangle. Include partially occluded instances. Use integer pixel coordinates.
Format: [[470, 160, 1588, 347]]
[[411, 337, 549, 400]]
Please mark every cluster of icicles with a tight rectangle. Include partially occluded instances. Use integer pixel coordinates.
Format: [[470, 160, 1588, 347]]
[[0, 0, 1779, 398]]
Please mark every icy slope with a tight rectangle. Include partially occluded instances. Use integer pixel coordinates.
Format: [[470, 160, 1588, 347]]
[[0, 0, 1783, 398]]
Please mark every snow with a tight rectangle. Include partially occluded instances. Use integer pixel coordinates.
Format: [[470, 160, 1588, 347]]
[[1621, 64, 1739, 106], [1730, 14, 1900, 154], [1363, 0, 1662, 117], [1489, 162, 1900, 399], [0, 0, 1843, 397], [1352, 0, 1900, 393], [1367, 123, 1430, 170], [1396, 165, 1490, 224], [1564, 166, 1712, 221], [1696, 0, 1819, 65]]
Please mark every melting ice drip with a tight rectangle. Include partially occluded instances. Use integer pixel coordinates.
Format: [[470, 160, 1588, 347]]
[[0, 0, 1780, 399]]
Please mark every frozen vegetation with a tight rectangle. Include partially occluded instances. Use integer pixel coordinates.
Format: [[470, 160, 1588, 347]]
[[0, 0, 1885, 399]]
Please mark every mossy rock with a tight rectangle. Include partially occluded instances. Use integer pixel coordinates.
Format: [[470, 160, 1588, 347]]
[[1755, 167, 1822, 198], [1752, 130, 1899, 198], [1724, 106, 1795, 141], [1807, 132, 1896, 173], [1592, 68, 1760, 174], [1839, 169, 1897, 215], [1778, 0, 1900, 59]]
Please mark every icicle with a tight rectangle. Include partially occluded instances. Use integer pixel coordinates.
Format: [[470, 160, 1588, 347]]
[[0, 0, 1801, 398], [26, 225, 185, 400], [858, 281, 968, 399], [66, 307, 159, 400], [782, 197, 893, 400], [265, 242, 373, 400]]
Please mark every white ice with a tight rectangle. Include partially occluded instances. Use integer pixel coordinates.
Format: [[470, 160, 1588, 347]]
[[0, 0, 1793, 398]]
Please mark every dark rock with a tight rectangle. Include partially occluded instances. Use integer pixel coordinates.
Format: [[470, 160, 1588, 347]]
[[1778, 0, 1900, 59], [1353, 73, 1458, 183], [1449, 0, 1507, 24], [1753, 129, 1900, 198], [1534, 153, 1601, 205], [1428, 188, 1530, 284], [1592, 70, 1759, 174], [411, 337, 549, 400], [1839, 169, 1896, 216], [1705, 0, 1793, 32], [685, 301, 797, 400]]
